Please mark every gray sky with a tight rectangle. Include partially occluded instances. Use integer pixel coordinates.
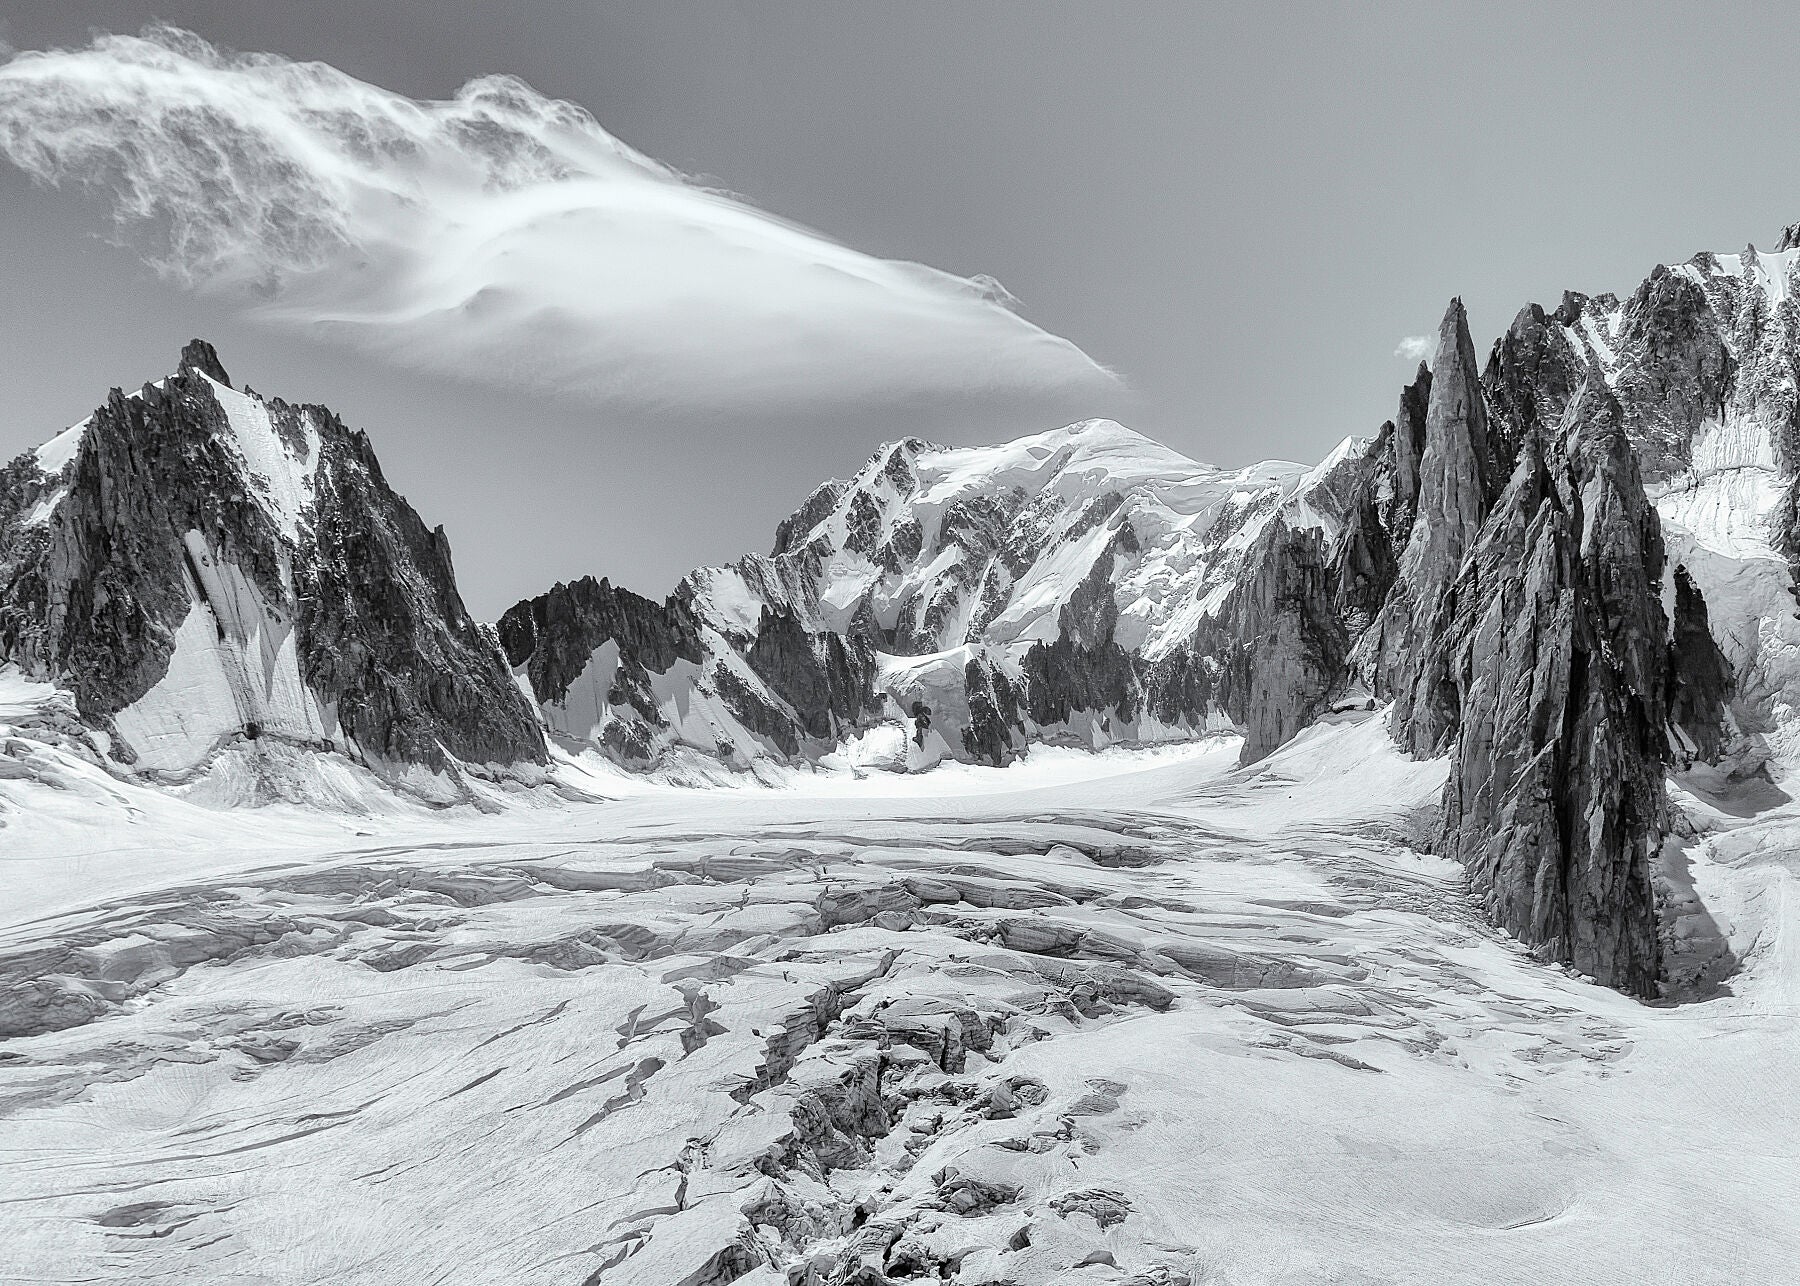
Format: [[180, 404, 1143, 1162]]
[[3, 1, 1798, 617]]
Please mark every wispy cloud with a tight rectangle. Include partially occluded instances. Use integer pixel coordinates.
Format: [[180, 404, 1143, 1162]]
[[0, 26, 1115, 411], [1393, 335, 1433, 365]]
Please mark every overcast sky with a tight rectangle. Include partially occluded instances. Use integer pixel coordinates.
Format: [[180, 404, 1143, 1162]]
[[3, 1, 1798, 617]]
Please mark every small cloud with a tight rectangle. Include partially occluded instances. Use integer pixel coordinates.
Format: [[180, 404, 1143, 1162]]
[[1393, 335, 1433, 364]]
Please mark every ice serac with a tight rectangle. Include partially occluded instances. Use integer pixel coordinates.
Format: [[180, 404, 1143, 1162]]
[[1414, 387, 1671, 996], [0, 341, 543, 786]]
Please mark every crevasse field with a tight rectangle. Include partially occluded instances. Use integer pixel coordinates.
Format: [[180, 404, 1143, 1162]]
[[2, 680, 1794, 1286]]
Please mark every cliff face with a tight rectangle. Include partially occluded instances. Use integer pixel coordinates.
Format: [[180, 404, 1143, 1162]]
[[1375, 301, 1503, 757], [1406, 390, 1671, 995], [1341, 232, 1800, 992], [0, 341, 543, 782]]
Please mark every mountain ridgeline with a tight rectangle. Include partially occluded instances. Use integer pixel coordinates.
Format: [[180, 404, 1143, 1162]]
[[8, 233, 1800, 997], [0, 342, 545, 798]]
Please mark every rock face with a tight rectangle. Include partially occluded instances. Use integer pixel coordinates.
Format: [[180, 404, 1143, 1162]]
[[497, 570, 885, 769], [1344, 229, 1800, 992], [1666, 565, 1733, 765], [1375, 301, 1505, 756], [496, 576, 703, 765], [0, 341, 543, 785], [1405, 390, 1670, 995]]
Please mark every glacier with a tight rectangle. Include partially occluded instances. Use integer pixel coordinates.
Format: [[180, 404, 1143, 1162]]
[[1, 697, 1796, 1284]]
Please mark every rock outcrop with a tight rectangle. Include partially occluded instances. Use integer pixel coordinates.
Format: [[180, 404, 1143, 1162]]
[[1406, 388, 1670, 995], [1373, 300, 1504, 756]]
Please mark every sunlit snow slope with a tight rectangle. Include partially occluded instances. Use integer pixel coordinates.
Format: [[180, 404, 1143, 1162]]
[[0, 711, 1794, 1285]]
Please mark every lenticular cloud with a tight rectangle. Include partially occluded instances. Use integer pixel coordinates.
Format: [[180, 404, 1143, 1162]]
[[0, 26, 1114, 409]]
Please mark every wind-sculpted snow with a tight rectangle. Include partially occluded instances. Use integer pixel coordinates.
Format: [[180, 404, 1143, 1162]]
[[0, 715, 1792, 1284], [0, 26, 1112, 412]]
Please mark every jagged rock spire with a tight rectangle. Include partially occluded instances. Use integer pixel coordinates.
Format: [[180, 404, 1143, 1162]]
[[177, 338, 232, 387], [1430, 381, 1669, 995], [1399, 298, 1494, 594], [1388, 360, 1431, 539], [1366, 297, 1501, 754]]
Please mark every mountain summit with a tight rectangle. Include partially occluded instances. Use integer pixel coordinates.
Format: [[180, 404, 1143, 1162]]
[[0, 343, 545, 801]]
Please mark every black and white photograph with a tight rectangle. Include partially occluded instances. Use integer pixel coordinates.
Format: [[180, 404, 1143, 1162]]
[[0, 4, 1793, 1282]]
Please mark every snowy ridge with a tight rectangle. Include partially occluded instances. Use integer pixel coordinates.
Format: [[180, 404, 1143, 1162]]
[[752, 418, 1312, 656], [503, 419, 1343, 776]]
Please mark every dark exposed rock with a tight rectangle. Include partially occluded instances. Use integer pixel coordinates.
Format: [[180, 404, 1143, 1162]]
[[1666, 565, 1733, 766], [1608, 264, 1733, 479], [745, 605, 882, 741], [1375, 299, 1503, 756], [962, 655, 1026, 765], [0, 344, 543, 774], [497, 575, 701, 707], [1411, 299, 1505, 567], [1327, 437, 1402, 636], [291, 417, 543, 769], [1021, 526, 1144, 737], [1140, 648, 1215, 729], [1414, 386, 1669, 996], [1197, 518, 1347, 764], [773, 478, 850, 556], [1389, 362, 1432, 539]]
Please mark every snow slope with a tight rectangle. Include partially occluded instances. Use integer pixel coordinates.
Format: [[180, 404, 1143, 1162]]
[[1, 711, 1793, 1285]]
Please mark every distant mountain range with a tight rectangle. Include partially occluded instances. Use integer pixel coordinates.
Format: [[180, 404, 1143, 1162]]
[[9, 231, 1800, 997]]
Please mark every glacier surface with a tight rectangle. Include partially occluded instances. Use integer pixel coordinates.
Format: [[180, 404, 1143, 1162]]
[[1, 692, 1795, 1285]]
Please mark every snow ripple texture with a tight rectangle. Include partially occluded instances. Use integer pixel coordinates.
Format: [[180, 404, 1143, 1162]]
[[1, 708, 1794, 1285]]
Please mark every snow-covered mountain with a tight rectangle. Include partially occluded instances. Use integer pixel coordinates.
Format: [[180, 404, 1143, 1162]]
[[15, 228, 1800, 1286], [500, 422, 1366, 773], [0, 341, 545, 803]]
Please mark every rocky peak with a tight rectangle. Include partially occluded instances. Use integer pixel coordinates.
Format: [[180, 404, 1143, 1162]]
[[1422, 382, 1670, 995], [1400, 298, 1496, 590], [0, 342, 544, 787], [1370, 298, 1503, 753], [177, 337, 233, 387]]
